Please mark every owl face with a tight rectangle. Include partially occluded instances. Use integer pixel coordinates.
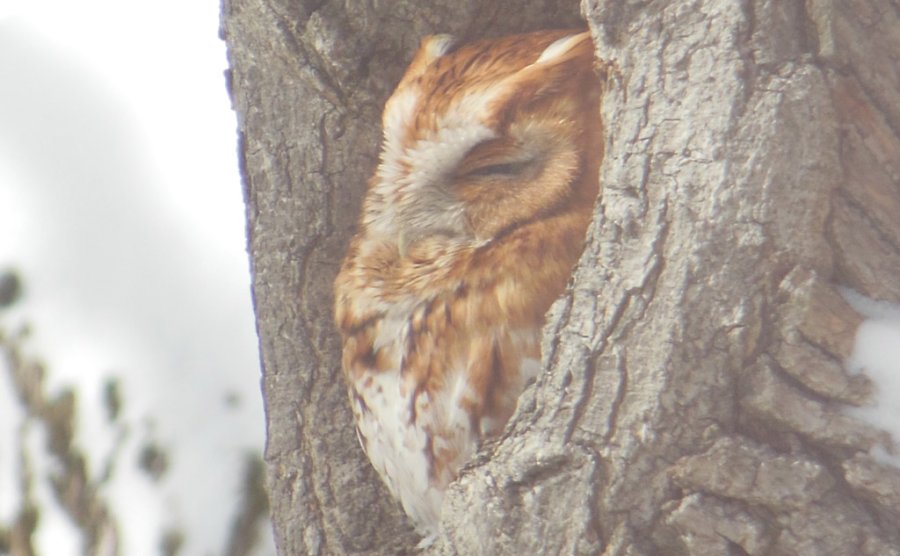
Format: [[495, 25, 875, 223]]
[[364, 30, 601, 249], [334, 29, 602, 539]]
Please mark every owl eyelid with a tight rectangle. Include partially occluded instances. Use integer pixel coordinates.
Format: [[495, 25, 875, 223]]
[[466, 160, 527, 177], [460, 157, 536, 179]]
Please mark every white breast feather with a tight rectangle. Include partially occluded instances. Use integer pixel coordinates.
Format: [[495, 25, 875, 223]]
[[352, 304, 542, 536]]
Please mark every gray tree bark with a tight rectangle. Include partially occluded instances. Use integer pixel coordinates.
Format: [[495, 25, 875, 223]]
[[222, 0, 900, 554]]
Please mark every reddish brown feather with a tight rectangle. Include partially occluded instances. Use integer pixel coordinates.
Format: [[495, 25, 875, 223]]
[[333, 28, 604, 535]]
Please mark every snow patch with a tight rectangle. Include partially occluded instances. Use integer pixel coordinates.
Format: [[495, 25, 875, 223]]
[[842, 289, 900, 467]]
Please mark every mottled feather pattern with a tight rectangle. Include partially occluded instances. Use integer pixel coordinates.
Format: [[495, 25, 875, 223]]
[[334, 28, 603, 539]]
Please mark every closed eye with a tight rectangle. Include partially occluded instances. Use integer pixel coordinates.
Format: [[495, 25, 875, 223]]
[[464, 160, 531, 178]]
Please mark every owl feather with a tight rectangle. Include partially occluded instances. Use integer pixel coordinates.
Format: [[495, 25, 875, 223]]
[[334, 28, 603, 539]]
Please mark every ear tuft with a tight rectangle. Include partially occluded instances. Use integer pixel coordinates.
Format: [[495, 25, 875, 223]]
[[397, 34, 458, 89], [536, 31, 592, 64], [422, 34, 457, 60]]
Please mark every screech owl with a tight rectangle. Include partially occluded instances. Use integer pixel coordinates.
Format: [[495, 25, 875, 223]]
[[334, 29, 603, 539]]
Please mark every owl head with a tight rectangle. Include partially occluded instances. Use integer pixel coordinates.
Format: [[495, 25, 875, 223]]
[[361, 30, 602, 253]]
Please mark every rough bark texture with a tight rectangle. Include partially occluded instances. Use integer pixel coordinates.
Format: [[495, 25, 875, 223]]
[[222, 0, 900, 554]]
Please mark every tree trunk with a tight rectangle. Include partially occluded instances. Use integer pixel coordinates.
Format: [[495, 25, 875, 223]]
[[221, 0, 900, 554]]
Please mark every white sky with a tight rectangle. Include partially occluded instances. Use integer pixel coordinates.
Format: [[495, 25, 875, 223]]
[[0, 1, 273, 554]]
